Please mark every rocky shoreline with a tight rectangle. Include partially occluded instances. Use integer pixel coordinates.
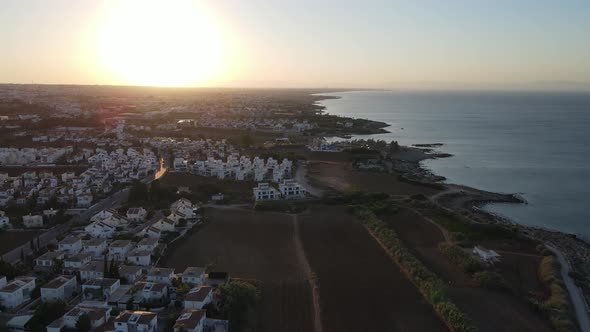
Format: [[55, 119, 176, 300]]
[[401, 145, 590, 309]]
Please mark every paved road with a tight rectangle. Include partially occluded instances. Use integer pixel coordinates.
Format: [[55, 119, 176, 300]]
[[547, 245, 590, 332], [2, 159, 167, 264]]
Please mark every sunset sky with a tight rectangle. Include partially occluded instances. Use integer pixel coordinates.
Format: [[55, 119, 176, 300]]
[[2, 0, 590, 89]]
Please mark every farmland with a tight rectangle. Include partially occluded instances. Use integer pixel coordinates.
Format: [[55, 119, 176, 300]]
[[159, 207, 315, 332], [299, 205, 448, 332]]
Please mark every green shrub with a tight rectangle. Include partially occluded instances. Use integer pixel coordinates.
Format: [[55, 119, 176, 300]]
[[538, 256, 578, 332], [438, 243, 484, 274]]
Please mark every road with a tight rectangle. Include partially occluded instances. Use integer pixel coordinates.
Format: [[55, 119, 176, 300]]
[[1, 158, 167, 264], [547, 245, 590, 332]]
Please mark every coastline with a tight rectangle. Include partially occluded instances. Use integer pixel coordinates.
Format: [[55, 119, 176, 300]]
[[313, 92, 590, 323]]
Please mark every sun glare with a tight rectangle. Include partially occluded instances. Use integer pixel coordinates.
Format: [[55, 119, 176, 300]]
[[98, 0, 225, 87]]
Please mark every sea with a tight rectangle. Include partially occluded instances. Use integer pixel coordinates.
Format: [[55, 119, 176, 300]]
[[317, 90, 590, 239]]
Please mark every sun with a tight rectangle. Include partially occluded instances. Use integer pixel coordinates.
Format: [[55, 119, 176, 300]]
[[97, 0, 225, 87]]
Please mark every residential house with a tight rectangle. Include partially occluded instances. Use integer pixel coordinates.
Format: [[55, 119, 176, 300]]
[[184, 286, 213, 310], [47, 301, 112, 332], [35, 251, 65, 270], [84, 221, 115, 238], [82, 278, 120, 300], [119, 265, 144, 284], [252, 183, 280, 201], [41, 275, 77, 302], [127, 249, 151, 266], [278, 179, 306, 199], [108, 240, 134, 261], [6, 315, 33, 332], [82, 238, 108, 257], [153, 218, 175, 233], [173, 309, 206, 332], [79, 261, 107, 281], [136, 281, 168, 304], [22, 214, 44, 228], [146, 267, 175, 285], [0, 276, 36, 309], [182, 267, 205, 286], [63, 253, 92, 272], [136, 238, 158, 253], [114, 311, 158, 332], [126, 207, 147, 222], [58, 236, 82, 255]]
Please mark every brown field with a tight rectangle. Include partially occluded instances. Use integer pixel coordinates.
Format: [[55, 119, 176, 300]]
[[159, 172, 255, 202], [306, 160, 439, 196], [382, 207, 553, 332], [159, 207, 315, 332], [0, 231, 41, 256], [299, 205, 448, 332]]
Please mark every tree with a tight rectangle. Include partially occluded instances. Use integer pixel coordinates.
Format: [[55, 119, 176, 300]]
[[103, 255, 108, 277], [37, 236, 41, 251], [29, 300, 67, 332], [75, 314, 92, 332], [218, 281, 259, 330], [20, 248, 24, 262]]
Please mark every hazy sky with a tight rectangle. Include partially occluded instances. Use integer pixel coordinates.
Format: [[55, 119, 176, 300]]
[[2, 0, 590, 89]]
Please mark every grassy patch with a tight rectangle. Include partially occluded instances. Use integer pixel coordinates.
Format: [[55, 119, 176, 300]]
[[535, 255, 578, 332]]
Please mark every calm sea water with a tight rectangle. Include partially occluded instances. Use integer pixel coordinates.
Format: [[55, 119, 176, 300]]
[[317, 90, 590, 239]]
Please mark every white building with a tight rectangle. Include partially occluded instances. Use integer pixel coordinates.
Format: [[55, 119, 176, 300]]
[[58, 236, 83, 255], [63, 253, 92, 271], [182, 267, 205, 286], [473, 246, 501, 263], [84, 221, 115, 238], [41, 275, 77, 302], [137, 238, 158, 252], [35, 251, 65, 270], [184, 286, 213, 310], [126, 207, 147, 222], [146, 267, 175, 285], [108, 240, 134, 261], [136, 281, 168, 303], [0, 276, 36, 309], [252, 183, 280, 201], [82, 238, 108, 257], [82, 278, 120, 300], [127, 249, 152, 266], [114, 311, 158, 332], [174, 309, 206, 332], [22, 214, 44, 228], [278, 179, 306, 199], [79, 261, 106, 281]]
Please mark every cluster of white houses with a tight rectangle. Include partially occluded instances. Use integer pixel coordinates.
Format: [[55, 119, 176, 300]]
[[1, 197, 228, 332], [84, 198, 198, 240], [0, 147, 159, 229], [0, 147, 72, 165], [253, 179, 306, 201], [174, 154, 294, 183]]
